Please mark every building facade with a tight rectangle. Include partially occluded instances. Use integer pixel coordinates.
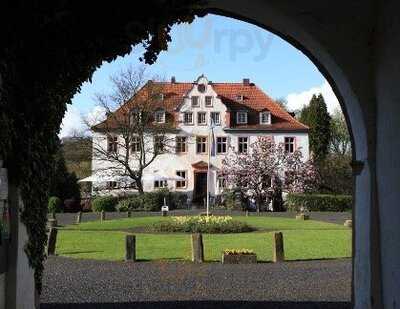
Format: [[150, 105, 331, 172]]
[[92, 75, 309, 202]]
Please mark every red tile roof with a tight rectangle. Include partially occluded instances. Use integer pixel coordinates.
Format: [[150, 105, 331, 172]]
[[93, 81, 308, 132]]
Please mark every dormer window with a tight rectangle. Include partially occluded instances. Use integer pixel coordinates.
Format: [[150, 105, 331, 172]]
[[191, 96, 199, 107], [237, 111, 248, 124], [130, 109, 142, 125], [236, 94, 244, 101], [159, 93, 164, 100], [259, 111, 271, 125], [154, 110, 165, 123]]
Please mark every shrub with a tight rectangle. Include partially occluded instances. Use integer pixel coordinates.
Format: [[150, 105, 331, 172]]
[[148, 216, 254, 233], [142, 189, 172, 211], [143, 191, 162, 211], [169, 192, 188, 209], [48, 196, 62, 214], [286, 193, 352, 212], [63, 198, 82, 213], [116, 196, 144, 212], [91, 196, 118, 212], [214, 190, 240, 210], [113, 190, 189, 213]]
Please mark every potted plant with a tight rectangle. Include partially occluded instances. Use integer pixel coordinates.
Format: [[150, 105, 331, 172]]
[[222, 249, 257, 264]]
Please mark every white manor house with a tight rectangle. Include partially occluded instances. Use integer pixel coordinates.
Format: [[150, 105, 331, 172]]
[[91, 75, 309, 203]]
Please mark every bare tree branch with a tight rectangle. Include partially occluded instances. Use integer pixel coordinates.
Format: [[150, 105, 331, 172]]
[[87, 65, 174, 194]]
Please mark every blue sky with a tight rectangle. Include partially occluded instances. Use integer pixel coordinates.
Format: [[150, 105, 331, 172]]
[[61, 14, 339, 137]]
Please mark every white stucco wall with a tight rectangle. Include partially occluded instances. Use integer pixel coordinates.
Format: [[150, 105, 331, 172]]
[[92, 76, 309, 198]]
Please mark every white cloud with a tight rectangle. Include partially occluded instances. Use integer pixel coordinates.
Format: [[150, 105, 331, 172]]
[[59, 105, 106, 138], [86, 106, 107, 127], [286, 81, 341, 114], [59, 105, 85, 138]]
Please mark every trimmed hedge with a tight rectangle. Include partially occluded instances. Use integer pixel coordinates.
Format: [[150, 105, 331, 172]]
[[116, 196, 144, 212], [91, 196, 118, 212], [148, 216, 254, 233], [115, 190, 189, 212], [286, 193, 352, 212]]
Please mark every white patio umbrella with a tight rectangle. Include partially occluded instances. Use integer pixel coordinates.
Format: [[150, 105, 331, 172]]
[[141, 170, 184, 182], [78, 171, 132, 183], [78, 170, 184, 183]]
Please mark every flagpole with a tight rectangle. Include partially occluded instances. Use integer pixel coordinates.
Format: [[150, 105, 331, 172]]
[[206, 126, 211, 217]]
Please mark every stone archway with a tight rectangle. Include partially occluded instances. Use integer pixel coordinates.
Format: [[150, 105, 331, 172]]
[[203, 3, 374, 308], [3, 1, 400, 309]]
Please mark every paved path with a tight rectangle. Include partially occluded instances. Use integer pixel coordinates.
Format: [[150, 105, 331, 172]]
[[41, 257, 351, 309], [54, 211, 351, 227]]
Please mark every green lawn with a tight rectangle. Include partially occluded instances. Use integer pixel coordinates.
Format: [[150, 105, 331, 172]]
[[56, 216, 351, 262]]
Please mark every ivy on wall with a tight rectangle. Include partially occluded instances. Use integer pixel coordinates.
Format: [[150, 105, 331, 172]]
[[0, 0, 205, 293]]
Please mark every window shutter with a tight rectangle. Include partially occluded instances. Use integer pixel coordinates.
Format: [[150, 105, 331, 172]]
[[294, 136, 297, 151]]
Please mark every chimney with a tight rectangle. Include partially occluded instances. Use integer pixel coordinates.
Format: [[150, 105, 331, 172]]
[[171, 76, 176, 83], [243, 78, 250, 85]]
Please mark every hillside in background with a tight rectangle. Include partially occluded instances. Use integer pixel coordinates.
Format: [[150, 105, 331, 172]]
[[61, 137, 92, 179]]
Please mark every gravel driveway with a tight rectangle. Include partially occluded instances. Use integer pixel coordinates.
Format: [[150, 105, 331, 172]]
[[41, 257, 351, 309]]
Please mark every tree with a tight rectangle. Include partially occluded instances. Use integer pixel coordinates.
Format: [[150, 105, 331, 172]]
[[49, 141, 81, 201], [221, 137, 318, 212], [330, 108, 351, 156], [89, 66, 173, 194], [319, 153, 353, 194], [275, 97, 288, 111], [299, 94, 331, 162]]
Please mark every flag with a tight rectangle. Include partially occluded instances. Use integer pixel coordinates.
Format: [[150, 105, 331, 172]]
[[210, 118, 216, 157]]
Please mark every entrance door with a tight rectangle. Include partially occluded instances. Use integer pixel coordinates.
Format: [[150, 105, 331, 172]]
[[193, 172, 207, 206]]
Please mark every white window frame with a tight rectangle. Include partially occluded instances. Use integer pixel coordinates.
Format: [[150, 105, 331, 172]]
[[210, 112, 221, 125], [284, 137, 295, 153], [197, 112, 207, 125], [216, 137, 228, 154], [176, 170, 188, 189], [107, 181, 118, 190], [196, 136, 208, 154], [154, 180, 167, 189], [154, 110, 165, 123], [131, 136, 141, 153], [237, 111, 248, 124], [238, 136, 248, 153], [107, 136, 118, 153], [183, 112, 193, 125], [130, 109, 142, 125], [191, 96, 199, 107], [175, 136, 187, 153], [154, 136, 165, 153], [259, 111, 271, 125], [205, 96, 213, 107]]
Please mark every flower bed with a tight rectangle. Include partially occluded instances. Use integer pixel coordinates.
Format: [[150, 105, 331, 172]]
[[222, 249, 257, 264], [148, 216, 254, 233]]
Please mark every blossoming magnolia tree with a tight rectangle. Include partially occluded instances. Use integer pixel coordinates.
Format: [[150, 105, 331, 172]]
[[221, 137, 319, 212]]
